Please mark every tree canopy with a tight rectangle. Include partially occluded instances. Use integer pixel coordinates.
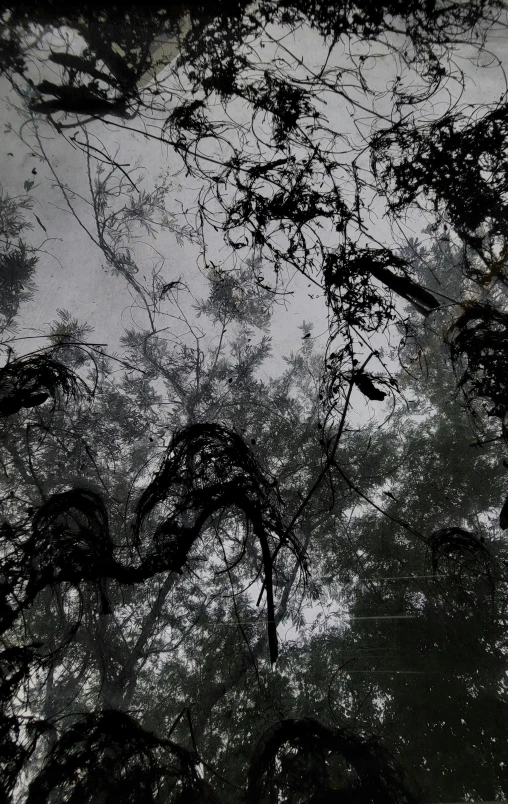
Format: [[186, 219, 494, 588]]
[[1, 1, 508, 802]]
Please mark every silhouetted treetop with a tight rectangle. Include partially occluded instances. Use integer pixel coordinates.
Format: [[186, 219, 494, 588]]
[[31, 488, 114, 579], [0, 351, 90, 417], [246, 718, 418, 804], [134, 422, 308, 662], [429, 526, 495, 591], [25, 709, 199, 804], [448, 303, 508, 421]]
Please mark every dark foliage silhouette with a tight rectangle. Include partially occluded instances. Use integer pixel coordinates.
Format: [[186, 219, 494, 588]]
[[29, 81, 131, 118], [372, 107, 508, 279], [429, 526, 494, 591], [324, 247, 440, 329], [2, 2, 189, 118], [246, 718, 418, 804], [5, 0, 501, 92], [448, 303, 508, 421], [0, 489, 115, 635], [133, 422, 308, 663], [352, 368, 387, 402], [446, 303, 508, 528], [0, 352, 87, 417], [1, 712, 49, 804], [0, 647, 48, 800], [0, 404, 417, 801], [25, 709, 199, 804], [30, 488, 116, 619], [1, 423, 306, 662], [173, 778, 222, 804]]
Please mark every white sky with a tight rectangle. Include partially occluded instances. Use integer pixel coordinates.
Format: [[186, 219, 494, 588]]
[[1, 16, 508, 378], [0, 70, 327, 374]]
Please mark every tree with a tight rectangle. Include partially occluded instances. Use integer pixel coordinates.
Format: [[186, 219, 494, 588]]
[[285, 237, 508, 801], [2, 3, 508, 802], [0, 188, 38, 333], [0, 226, 341, 799]]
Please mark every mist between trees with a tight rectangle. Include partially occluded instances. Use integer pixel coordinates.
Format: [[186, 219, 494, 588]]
[[2, 2, 508, 802]]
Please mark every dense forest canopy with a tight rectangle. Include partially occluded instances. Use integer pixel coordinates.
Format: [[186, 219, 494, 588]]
[[2, 1, 508, 801]]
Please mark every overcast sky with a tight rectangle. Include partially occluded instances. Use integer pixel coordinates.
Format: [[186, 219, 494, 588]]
[[0, 42, 328, 375], [2, 18, 508, 381]]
